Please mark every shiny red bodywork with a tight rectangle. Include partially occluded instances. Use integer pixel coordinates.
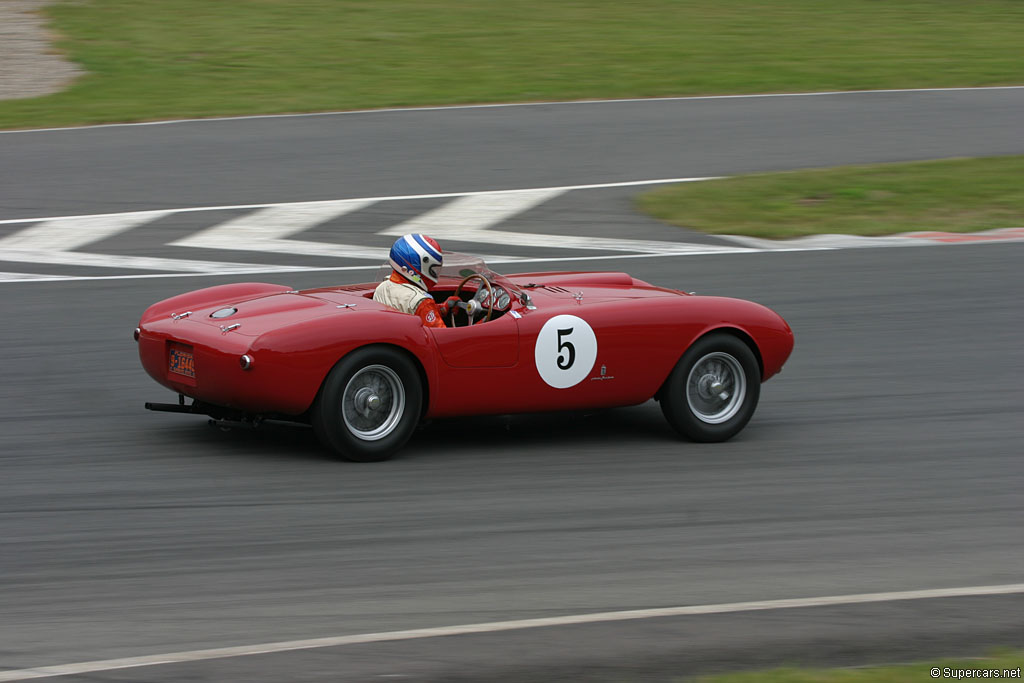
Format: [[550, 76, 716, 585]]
[[137, 271, 793, 420]]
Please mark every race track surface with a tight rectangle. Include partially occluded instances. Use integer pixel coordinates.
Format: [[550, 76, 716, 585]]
[[1, 90, 1023, 681]]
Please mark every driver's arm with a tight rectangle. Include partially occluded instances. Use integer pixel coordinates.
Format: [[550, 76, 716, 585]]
[[414, 298, 446, 328]]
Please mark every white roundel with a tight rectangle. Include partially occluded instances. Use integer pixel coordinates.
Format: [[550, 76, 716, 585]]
[[534, 314, 597, 389]]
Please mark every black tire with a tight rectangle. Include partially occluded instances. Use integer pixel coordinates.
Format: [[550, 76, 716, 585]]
[[660, 333, 761, 442], [312, 346, 423, 462]]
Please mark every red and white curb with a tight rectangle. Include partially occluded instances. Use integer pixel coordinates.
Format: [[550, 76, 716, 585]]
[[720, 226, 1024, 250]]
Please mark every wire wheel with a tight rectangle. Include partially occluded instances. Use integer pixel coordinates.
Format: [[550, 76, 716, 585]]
[[685, 352, 746, 424], [660, 333, 760, 443], [341, 364, 405, 441]]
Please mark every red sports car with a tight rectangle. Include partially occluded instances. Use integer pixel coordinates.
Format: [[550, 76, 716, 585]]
[[136, 254, 793, 461]]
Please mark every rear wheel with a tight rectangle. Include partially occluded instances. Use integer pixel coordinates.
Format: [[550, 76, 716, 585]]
[[660, 333, 760, 442], [312, 347, 422, 462]]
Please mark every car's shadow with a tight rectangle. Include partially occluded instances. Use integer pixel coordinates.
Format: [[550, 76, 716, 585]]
[[152, 401, 680, 464]]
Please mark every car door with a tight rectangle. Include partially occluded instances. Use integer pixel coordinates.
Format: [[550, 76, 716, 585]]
[[424, 313, 523, 418], [429, 313, 519, 368]]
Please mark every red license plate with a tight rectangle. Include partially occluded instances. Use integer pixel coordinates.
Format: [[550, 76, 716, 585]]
[[168, 347, 195, 378]]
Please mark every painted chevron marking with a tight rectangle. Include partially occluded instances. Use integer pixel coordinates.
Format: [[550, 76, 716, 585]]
[[2, 179, 1022, 281], [381, 188, 569, 237], [0, 209, 310, 273], [380, 183, 746, 254], [171, 199, 386, 258], [381, 192, 743, 253], [0, 211, 171, 251]]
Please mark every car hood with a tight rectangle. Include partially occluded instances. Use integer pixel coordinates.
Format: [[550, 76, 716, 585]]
[[507, 271, 686, 303]]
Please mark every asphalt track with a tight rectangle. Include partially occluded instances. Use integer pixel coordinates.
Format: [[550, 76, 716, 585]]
[[2, 90, 1024, 681]]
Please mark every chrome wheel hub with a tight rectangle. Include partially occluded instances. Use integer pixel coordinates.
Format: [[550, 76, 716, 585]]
[[353, 387, 382, 415], [342, 365, 405, 441], [686, 352, 746, 424]]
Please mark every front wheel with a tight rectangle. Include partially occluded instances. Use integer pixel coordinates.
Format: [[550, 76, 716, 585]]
[[312, 347, 423, 462], [660, 333, 760, 442]]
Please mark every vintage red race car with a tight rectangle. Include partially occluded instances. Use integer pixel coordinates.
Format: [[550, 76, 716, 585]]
[[136, 254, 793, 461]]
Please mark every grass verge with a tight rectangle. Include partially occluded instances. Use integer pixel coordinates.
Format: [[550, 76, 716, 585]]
[[2, 0, 1024, 129], [698, 650, 1024, 682], [636, 156, 1024, 238]]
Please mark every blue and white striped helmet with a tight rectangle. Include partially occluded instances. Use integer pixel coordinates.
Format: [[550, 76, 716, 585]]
[[389, 234, 443, 291]]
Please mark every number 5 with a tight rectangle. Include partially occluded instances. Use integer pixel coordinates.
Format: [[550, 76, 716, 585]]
[[557, 327, 575, 370]]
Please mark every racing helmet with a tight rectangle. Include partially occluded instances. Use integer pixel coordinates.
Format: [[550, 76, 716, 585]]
[[388, 234, 443, 291]]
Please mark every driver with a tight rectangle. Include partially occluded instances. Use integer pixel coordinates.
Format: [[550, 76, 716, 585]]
[[374, 234, 460, 328]]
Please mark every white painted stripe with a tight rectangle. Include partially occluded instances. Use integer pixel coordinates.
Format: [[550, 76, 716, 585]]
[[0, 177, 719, 226], [2, 582, 1023, 681], [381, 189, 569, 237], [172, 199, 375, 247], [0, 271, 73, 281], [178, 236, 390, 260], [3, 85, 1023, 134], [0, 211, 170, 251]]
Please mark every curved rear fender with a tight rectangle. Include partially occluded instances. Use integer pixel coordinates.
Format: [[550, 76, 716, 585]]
[[247, 311, 438, 415], [140, 283, 294, 323], [330, 343, 433, 421]]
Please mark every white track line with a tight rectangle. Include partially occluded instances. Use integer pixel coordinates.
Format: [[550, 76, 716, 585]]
[[0, 271, 73, 281], [0, 249, 311, 274], [2, 582, 1023, 681], [3, 85, 1023, 134]]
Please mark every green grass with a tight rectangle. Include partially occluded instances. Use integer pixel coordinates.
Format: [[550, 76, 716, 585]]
[[636, 156, 1024, 238], [697, 650, 1024, 683], [2, 0, 1024, 129]]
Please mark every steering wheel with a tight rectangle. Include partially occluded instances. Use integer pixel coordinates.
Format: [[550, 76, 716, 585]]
[[451, 273, 494, 327]]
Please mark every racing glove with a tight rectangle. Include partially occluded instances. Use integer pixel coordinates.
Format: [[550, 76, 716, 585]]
[[438, 296, 462, 315]]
